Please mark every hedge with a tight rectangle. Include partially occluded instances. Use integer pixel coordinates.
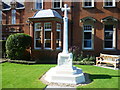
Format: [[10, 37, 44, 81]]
[[6, 33, 32, 60]]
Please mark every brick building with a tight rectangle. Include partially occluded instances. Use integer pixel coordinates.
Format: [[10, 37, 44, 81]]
[[1, 0, 120, 61]]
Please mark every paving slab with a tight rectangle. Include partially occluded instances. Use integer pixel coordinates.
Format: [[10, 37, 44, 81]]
[[45, 85, 76, 90]]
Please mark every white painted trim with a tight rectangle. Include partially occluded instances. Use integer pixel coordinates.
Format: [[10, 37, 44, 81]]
[[44, 22, 52, 49], [103, 24, 116, 49], [82, 0, 94, 8], [82, 25, 94, 50], [34, 23, 42, 49], [103, 0, 116, 7], [56, 23, 62, 49]]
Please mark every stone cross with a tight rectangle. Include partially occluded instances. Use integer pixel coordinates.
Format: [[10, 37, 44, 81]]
[[61, 4, 70, 54]]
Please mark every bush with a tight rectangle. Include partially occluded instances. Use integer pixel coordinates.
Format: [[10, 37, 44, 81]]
[[89, 56, 95, 61], [69, 46, 81, 61], [6, 33, 32, 60]]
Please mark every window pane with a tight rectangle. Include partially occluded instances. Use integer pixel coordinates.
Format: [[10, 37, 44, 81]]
[[45, 31, 51, 39], [84, 0, 92, 6], [54, 0, 60, 8], [12, 9, 16, 24], [35, 0, 42, 9], [45, 40, 51, 48], [84, 32, 91, 39], [56, 32, 60, 39], [105, 41, 113, 48], [105, 0, 113, 6], [84, 40, 91, 48], [56, 40, 61, 47], [84, 25, 92, 31], [105, 25, 113, 31], [83, 25, 92, 49], [45, 23, 52, 29], [35, 31, 41, 39], [36, 40, 41, 47], [54, 2, 60, 8], [57, 23, 61, 30], [105, 32, 113, 39], [36, 23, 42, 30]]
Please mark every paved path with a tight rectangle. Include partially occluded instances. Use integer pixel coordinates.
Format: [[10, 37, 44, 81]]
[[45, 85, 76, 90]]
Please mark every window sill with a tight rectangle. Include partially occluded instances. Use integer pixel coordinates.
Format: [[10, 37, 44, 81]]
[[103, 6, 116, 8], [56, 48, 62, 50], [103, 48, 116, 51], [82, 48, 94, 51], [52, 8, 61, 10], [34, 48, 41, 50], [31, 8, 43, 12], [82, 6, 94, 8], [44, 48, 52, 50]]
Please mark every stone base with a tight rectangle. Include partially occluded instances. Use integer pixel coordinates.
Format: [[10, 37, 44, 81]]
[[44, 53, 85, 84], [44, 66, 85, 84]]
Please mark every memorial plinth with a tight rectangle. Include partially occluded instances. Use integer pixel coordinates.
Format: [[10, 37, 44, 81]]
[[45, 4, 85, 84]]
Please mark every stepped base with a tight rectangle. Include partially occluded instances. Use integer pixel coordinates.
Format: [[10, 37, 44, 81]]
[[45, 66, 85, 84]]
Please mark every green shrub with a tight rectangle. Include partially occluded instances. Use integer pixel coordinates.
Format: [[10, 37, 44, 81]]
[[69, 46, 81, 61], [89, 56, 95, 61], [77, 51, 84, 61], [6, 33, 32, 60]]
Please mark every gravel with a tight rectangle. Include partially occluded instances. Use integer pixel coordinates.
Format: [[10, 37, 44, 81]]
[[40, 73, 91, 88]]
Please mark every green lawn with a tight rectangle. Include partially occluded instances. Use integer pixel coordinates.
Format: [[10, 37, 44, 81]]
[[1, 62, 120, 89]]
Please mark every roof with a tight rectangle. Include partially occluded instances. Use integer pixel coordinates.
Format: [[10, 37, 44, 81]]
[[2, 0, 24, 10], [80, 17, 96, 22], [31, 9, 62, 19]]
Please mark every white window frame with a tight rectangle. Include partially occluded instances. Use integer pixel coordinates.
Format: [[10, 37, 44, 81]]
[[82, 0, 94, 8], [52, 0, 62, 9], [34, 23, 42, 49], [56, 23, 61, 49], [83, 25, 93, 50], [35, 0, 43, 10], [104, 24, 116, 50], [104, 0, 116, 7], [11, 9, 16, 24], [44, 22, 52, 50]]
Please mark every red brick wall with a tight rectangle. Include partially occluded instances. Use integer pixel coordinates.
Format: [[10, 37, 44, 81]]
[[71, 2, 120, 56], [2, 1, 120, 61]]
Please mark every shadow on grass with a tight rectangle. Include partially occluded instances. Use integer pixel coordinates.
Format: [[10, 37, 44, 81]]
[[89, 74, 120, 81]]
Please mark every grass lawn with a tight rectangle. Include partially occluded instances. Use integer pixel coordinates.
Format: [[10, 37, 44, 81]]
[[1, 62, 120, 89]]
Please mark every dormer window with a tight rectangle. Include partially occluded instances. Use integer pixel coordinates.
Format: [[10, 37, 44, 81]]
[[104, 0, 116, 7], [35, 0, 43, 10], [11, 9, 16, 24], [53, 0, 62, 9], [83, 0, 94, 8]]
